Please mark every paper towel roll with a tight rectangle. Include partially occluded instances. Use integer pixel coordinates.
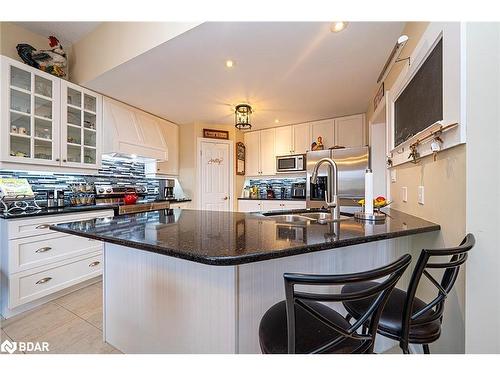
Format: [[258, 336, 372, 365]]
[[365, 171, 374, 214]]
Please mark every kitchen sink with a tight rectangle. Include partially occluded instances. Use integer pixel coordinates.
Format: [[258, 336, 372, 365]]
[[264, 211, 352, 225], [298, 212, 351, 223], [268, 214, 312, 223]]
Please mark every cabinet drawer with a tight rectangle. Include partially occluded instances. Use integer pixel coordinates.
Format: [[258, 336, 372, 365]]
[[171, 202, 191, 209], [8, 252, 102, 309], [8, 232, 102, 274], [7, 210, 114, 239]]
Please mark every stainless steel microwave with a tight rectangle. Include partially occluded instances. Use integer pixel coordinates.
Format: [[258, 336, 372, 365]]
[[276, 154, 306, 173]]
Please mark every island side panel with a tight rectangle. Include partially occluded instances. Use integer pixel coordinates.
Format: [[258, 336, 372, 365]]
[[103, 243, 237, 353], [237, 237, 411, 353]]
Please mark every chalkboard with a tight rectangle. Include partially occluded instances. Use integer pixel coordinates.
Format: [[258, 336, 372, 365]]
[[394, 38, 443, 146]]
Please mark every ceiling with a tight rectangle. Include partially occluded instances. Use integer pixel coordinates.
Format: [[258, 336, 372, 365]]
[[86, 22, 405, 129], [15, 22, 101, 45]]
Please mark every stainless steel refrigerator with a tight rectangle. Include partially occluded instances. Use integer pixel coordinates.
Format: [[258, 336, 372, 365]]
[[306, 146, 369, 209]]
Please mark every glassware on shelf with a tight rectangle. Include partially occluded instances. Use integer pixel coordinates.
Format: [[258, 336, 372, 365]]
[[67, 87, 81, 106], [83, 111, 96, 129], [34, 139, 52, 160], [34, 96, 52, 119], [67, 107, 81, 126], [35, 118, 52, 139], [10, 66, 31, 91], [84, 147, 96, 164], [10, 112, 31, 135], [84, 94, 96, 112], [67, 144, 81, 163], [35, 75, 52, 98], [10, 135, 31, 158], [84, 129, 96, 147], [10, 89, 31, 114], [67, 125, 82, 145]]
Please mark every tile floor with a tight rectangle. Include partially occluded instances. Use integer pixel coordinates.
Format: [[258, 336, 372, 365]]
[[0, 278, 121, 354]]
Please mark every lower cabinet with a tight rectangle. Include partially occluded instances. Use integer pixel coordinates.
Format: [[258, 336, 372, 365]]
[[0, 209, 114, 317], [238, 199, 306, 213], [170, 201, 192, 209]]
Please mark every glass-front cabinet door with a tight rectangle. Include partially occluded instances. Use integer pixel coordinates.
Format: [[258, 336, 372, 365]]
[[61, 82, 102, 169], [1, 57, 61, 165]]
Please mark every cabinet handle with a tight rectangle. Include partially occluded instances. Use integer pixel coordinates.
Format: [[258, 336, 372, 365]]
[[55, 158, 60, 161], [35, 246, 52, 253], [89, 261, 100, 267], [35, 224, 50, 229], [36, 277, 52, 285], [63, 159, 67, 162]]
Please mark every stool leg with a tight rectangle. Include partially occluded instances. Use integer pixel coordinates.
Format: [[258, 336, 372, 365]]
[[345, 313, 352, 322], [423, 344, 430, 354], [400, 342, 410, 354]]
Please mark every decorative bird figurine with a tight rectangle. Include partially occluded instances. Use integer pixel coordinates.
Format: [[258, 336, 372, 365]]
[[16, 36, 67, 77]]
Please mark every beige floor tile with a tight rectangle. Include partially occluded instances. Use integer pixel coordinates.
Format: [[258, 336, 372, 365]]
[[2, 303, 77, 342], [1, 329, 25, 354], [83, 305, 103, 330], [34, 318, 117, 354], [54, 283, 102, 323]]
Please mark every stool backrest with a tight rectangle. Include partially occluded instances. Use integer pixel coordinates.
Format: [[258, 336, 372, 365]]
[[400, 233, 476, 347], [283, 254, 412, 354]]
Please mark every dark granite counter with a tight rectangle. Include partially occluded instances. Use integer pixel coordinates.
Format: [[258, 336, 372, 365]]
[[50, 208, 440, 266], [0, 198, 191, 220]]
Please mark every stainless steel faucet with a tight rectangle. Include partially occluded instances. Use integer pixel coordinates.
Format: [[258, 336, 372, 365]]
[[310, 157, 339, 220]]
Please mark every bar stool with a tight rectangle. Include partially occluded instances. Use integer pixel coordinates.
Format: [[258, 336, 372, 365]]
[[342, 234, 475, 354], [258, 254, 411, 354]]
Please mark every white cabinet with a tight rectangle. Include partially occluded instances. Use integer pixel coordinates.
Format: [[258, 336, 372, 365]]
[[334, 114, 366, 147], [170, 201, 192, 209], [61, 81, 102, 169], [311, 119, 335, 149], [275, 126, 293, 155], [1, 57, 61, 166], [238, 200, 262, 212], [0, 56, 103, 170], [244, 129, 276, 176], [292, 123, 311, 154], [102, 97, 168, 160], [261, 200, 283, 212], [274, 124, 311, 156], [1, 209, 114, 317], [260, 128, 276, 175], [145, 120, 179, 176]]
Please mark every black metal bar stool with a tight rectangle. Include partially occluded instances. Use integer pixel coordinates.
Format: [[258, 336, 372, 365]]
[[258, 254, 411, 354], [342, 233, 475, 354]]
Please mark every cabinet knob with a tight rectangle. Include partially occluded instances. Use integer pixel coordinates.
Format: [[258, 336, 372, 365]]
[[55, 158, 60, 161], [223, 196, 228, 200], [63, 159, 67, 162]]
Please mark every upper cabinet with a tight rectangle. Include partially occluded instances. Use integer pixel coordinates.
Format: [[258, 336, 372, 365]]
[[0, 56, 102, 170], [274, 123, 311, 156], [102, 97, 167, 160], [61, 81, 102, 169], [334, 114, 366, 148], [244, 128, 276, 176], [311, 119, 335, 149], [1, 57, 61, 166]]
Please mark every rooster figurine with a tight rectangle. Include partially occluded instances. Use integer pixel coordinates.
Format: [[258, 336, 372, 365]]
[[16, 36, 67, 77]]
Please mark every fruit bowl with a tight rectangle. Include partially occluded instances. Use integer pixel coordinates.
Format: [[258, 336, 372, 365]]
[[356, 196, 392, 209]]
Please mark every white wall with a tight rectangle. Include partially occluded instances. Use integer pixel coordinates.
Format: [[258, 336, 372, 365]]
[[465, 22, 500, 353]]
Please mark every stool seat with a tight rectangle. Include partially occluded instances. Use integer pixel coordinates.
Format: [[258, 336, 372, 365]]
[[259, 300, 368, 354], [342, 282, 441, 343]]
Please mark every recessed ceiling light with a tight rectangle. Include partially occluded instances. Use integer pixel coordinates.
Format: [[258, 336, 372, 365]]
[[274, 119, 280, 124], [225, 60, 234, 68], [331, 22, 348, 33]]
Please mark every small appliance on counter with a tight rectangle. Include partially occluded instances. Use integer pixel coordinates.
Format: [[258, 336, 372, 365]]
[[46, 190, 56, 208], [159, 179, 175, 200], [291, 182, 306, 199], [0, 178, 41, 215], [266, 185, 275, 199]]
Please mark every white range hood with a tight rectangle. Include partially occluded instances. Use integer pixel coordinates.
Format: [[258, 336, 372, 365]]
[[102, 97, 169, 161]]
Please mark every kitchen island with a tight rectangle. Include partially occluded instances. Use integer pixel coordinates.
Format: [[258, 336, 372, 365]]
[[51, 208, 439, 353]]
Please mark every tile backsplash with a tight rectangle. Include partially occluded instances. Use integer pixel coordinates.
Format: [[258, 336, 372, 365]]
[[247, 177, 306, 199], [0, 156, 160, 208]]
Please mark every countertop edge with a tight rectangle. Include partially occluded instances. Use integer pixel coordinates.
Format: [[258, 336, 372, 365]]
[[50, 221, 440, 266]]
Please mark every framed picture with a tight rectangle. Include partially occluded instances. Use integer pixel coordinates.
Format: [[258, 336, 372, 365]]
[[203, 128, 229, 140], [373, 82, 384, 111], [236, 142, 245, 175]]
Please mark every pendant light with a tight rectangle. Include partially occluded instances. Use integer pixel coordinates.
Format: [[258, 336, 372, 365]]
[[235, 104, 252, 130]]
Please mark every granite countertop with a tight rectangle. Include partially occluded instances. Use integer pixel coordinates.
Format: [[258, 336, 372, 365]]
[[51, 208, 440, 266], [0, 198, 192, 219], [238, 197, 306, 201]]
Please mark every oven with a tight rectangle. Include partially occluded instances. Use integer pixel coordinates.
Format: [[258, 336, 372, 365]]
[[276, 154, 306, 173]]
